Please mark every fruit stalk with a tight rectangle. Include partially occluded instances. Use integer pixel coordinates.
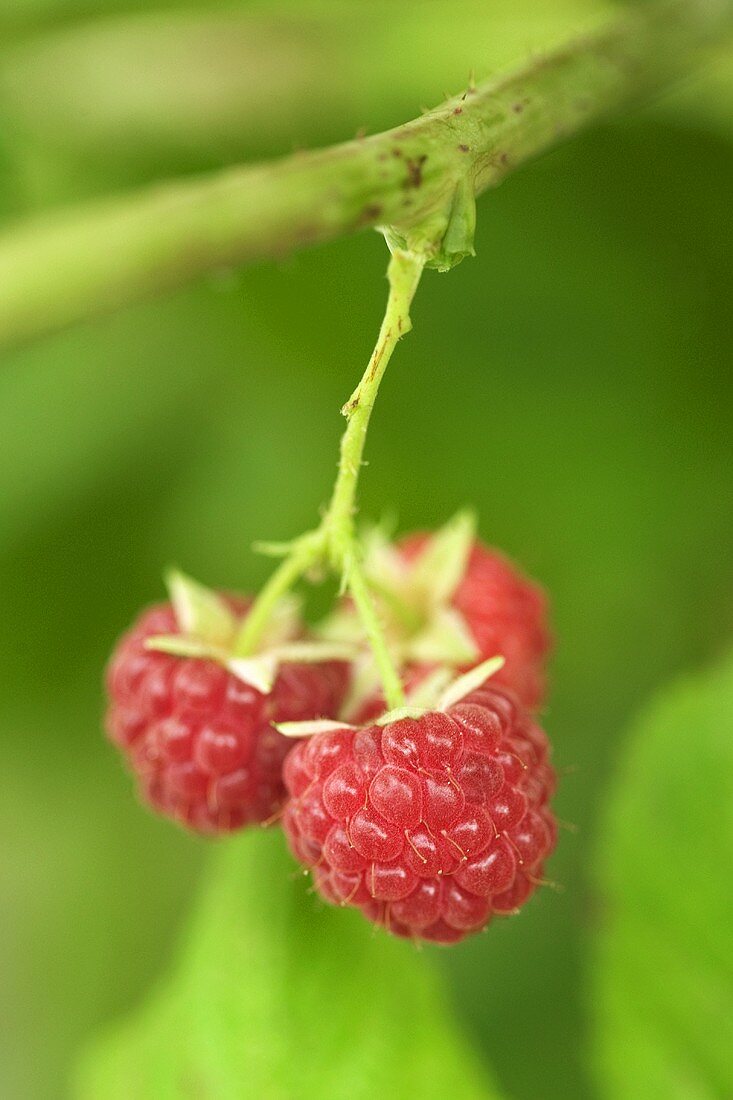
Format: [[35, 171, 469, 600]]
[[235, 248, 424, 709]]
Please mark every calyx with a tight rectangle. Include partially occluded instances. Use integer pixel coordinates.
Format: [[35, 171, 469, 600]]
[[146, 570, 355, 694], [320, 510, 480, 668], [276, 655, 505, 738]]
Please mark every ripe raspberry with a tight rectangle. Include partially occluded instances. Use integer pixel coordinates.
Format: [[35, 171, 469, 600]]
[[401, 534, 551, 708], [283, 682, 557, 943], [105, 600, 348, 834]]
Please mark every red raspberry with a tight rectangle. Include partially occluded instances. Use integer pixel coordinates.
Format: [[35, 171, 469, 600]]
[[283, 683, 557, 943], [105, 600, 348, 834], [402, 534, 550, 708]]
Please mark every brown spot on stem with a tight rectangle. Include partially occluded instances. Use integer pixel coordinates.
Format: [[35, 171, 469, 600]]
[[368, 332, 391, 379], [404, 154, 428, 189], [355, 203, 383, 227], [458, 143, 470, 153]]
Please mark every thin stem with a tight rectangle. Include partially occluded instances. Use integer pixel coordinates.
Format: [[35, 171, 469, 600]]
[[322, 248, 424, 709], [346, 554, 405, 711], [234, 249, 423, 707], [234, 530, 324, 656], [1, 0, 730, 354], [325, 248, 424, 552]]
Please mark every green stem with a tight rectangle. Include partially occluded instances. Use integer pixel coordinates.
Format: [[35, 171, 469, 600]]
[[235, 248, 423, 709], [233, 530, 325, 656], [1, 0, 730, 354], [322, 248, 424, 709], [346, 553, 406, 711], [325, 249, 424, 554]]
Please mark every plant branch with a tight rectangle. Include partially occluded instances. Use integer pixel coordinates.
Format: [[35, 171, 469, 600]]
[[0, 0, 731, 355]]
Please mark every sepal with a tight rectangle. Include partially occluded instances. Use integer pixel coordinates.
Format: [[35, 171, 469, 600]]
[[406, 605, 479, 665], [438, 655, 505, 710], [275, 719, 357, 739], [408, 510, 476, 605], [148, 570, 352, 695], [166, 569, 236, 646], [375, 706, 429, 725]]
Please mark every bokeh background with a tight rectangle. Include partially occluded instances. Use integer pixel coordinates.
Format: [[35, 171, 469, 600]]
[[1, 2, 732, 1098]]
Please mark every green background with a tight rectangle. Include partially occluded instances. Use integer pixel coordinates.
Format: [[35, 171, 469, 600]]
[[1, 2, 732, 1097]]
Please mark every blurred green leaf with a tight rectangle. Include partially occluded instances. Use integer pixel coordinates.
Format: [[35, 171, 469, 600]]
[[77, 829, 498, 1100], [591, 650, 733, 1099]]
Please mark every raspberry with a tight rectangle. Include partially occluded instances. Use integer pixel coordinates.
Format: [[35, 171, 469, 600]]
[[350, 534, 551, 722], [283, 682, 557, 943], [409, 534, 551, 704], [105, 600, 348, 834]]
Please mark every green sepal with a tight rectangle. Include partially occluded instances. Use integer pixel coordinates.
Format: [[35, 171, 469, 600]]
[[438, 655, 505, 710], [404, 667, 454, 708], [145, 635, 225, 661], [375, 705, 429, 725], [232, 640, 359, 694], [227, 653, 280, 694], [165, 568, 236, 647], [147, 637, 358, 696], [275, 718, 357, 739], [407, 606, 479, 665], [255, 593, 302, 650], [409, 509, 477, 606], [336, 653, 385, 724]]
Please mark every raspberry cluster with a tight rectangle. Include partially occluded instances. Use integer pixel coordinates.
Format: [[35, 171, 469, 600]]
[[104, 528, 557, 943], [106, 601, 348, 833], [283, 683, 556, 944]]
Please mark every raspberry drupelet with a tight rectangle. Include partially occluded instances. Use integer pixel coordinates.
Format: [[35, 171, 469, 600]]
[[106, 601, 348, 834], [283, 682, 557, 944]]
